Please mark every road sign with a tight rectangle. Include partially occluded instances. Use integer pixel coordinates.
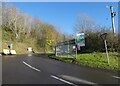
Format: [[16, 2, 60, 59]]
[[76, 33, 85, 46], [27, 47, 32, 52], [100, 33, 107, 41], [10, 50, 16, 55], [3, 49, 10, 55]]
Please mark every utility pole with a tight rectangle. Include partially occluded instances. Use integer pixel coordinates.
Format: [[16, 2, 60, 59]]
[[107, 5, 116, 52], [109, 6, 116, 36]]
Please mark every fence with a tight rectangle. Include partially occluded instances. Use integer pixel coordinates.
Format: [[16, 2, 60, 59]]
[[55, 39, 77, 58]]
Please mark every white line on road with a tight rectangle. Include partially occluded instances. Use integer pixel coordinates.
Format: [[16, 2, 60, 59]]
[[23, 61, 41, 72], [51, 75, 77, 86], [60, 75, 96, 84], [112, 76, 120, 79]]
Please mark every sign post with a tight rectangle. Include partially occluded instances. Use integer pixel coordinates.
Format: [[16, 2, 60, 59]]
[[75, 33, 85, 59], [76, 33, 85, 49], [75, 38, 77, 59], [100, 33, 109, 64], [76, 33, 85, 46]]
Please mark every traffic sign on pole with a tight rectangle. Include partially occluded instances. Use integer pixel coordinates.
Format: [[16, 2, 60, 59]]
[[76, 33, 85, 47], [100, 33, 107, 41], [100, 33, 109, 64]]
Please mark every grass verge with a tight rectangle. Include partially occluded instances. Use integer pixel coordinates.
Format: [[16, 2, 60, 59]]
[[50, 52, 119, 71]]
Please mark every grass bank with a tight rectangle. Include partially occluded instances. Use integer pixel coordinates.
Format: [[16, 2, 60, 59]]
[[50, 52, 119, 70]]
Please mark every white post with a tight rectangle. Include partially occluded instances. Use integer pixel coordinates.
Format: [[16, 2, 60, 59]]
[[104, 40, 109, 64], [68, 41, 69, 58]]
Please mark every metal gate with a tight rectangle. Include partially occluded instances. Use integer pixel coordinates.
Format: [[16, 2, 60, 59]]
[[55, 39, 77, 58]]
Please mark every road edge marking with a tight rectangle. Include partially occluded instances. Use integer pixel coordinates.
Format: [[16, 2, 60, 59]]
[[51, 75, 77, 86], [112, 76, 120, 79], [23, 61, 41, 72]]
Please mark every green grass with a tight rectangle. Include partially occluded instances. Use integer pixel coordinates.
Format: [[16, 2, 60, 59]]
[[77, 52, 119, 70], [51, 52, 119, 70]]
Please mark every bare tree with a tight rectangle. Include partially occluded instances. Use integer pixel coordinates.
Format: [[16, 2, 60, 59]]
[[74, 14, 98, 34], [2, 5, 19, 38], [2, 3, 66, 52]]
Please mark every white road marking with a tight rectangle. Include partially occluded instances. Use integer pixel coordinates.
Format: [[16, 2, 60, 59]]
[[60, 75, 96, 84], [28, 54, 32, 56], [112, 76, 120, 79], [51, 75, 77, 86], [23, 61, 41, 72]]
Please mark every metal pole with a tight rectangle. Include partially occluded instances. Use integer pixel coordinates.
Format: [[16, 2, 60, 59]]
[[76, 46, 77, 59], [55, 46, 57, 56], [104, 40, 109, 64], [108, 6, 116, 52], [110, 6, 116, 36], [110, 6, 116, 37], [75, 38, 77, 59], [68, 41, 69, 58]]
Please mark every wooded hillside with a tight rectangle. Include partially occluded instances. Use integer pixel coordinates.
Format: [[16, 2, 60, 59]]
[[2, 3, 65, 53]]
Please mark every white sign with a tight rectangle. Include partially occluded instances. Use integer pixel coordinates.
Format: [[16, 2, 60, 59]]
[[27, 47, 32, 52], [10, 50, 16, 55], [3, 49, 10, 55], [76, 33, 85, 46]]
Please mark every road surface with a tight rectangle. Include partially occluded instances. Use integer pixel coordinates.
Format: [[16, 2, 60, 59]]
[[2, 54, 119, 85]]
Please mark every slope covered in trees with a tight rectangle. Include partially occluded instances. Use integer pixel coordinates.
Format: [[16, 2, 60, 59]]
[[2, 3, 65, 54]]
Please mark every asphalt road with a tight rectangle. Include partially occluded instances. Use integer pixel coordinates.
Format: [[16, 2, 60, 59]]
[[2, 54, 119, 85]]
